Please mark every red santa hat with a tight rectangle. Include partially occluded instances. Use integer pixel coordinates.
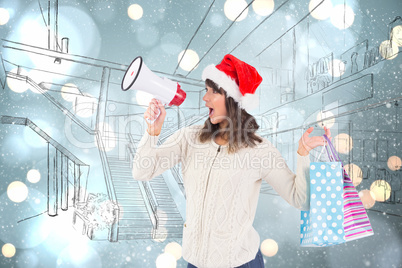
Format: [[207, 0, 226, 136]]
[[202, 54, 262, 111]]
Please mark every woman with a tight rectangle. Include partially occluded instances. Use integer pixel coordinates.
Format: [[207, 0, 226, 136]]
[[132, 54, 331, 268]]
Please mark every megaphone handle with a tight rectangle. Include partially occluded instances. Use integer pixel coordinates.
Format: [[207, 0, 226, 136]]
[[146, 107, 161, 125]]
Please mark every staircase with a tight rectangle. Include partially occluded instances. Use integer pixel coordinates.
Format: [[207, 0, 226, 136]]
[[107, 156, 183, 241]]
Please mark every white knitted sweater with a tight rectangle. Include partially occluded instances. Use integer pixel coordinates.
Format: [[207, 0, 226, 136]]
[[132, 124, 311, 268]]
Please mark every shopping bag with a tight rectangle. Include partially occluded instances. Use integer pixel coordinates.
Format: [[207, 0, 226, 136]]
[[300, 134, 374, 247]]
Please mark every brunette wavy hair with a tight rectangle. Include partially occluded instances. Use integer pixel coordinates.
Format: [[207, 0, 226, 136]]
[[198, 79, 263, 154]]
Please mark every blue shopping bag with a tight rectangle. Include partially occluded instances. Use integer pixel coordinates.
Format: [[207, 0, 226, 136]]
[[300, 160, 346, 246], [300, 135, 346, 247]]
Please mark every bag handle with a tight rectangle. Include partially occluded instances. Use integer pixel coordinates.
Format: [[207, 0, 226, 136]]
[[323, 134, 343, 164], [316, 136, 327, 160]]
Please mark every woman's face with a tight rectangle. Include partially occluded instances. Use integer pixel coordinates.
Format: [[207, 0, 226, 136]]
[[203, 85, 228, 127]]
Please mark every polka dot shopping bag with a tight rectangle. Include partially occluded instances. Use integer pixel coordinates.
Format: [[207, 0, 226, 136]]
[[300, 134, 374, 247]]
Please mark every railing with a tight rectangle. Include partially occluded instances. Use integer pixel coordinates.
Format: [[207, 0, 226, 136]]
[[0, 115, 89, 215], [126, 134, 159, 229], [4, 70, 119, 242]]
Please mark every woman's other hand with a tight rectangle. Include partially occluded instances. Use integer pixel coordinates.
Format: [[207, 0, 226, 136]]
[[297, 126, 332, 156], [144, 98, 166, 136]]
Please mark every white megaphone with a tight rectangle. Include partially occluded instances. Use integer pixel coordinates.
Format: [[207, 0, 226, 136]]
[[121, 56, 186, 124]]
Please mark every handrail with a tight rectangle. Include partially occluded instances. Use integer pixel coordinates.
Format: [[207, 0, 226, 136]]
[[6, 72, 95, 135], [4, 71, 119, 241], [94, 131, 119, 242], [125, 135, 158, 229], [1, 115, 88, 166]]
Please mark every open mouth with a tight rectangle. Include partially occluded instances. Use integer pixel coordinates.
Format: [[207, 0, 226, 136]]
[[209, 108, 214, 116]]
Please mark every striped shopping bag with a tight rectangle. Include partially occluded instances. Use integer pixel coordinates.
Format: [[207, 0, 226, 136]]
[[300, 134, 374, 246]]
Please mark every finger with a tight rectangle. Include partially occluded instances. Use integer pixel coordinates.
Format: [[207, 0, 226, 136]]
[[303, 126, 313, 136]]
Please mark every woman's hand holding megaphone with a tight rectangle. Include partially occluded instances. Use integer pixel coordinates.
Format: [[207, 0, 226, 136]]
[[145, 98, 166, 136]]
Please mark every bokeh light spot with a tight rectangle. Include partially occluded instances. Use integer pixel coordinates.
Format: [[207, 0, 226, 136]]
[[387, 156, 401, 171], [333, 133, 353, 154], [178, 49, 199, 71], [261, 238, 278, 257], [164, 242, 182, 261], [0, 8, 10, 25], [155, 252, 176, 268], [330, 4, 355, 29], [27, 169, 41, 183], [358, 190, 376, 209], [252, 0, 274, 17], [309, 0, 332, 20], [379, 40, 399, 60], [224, 0, 249, 22], [128, 4, 143, 20], [344, 164, 362, 186], [370, 180, 391, 202], [7, 181, 29, 203], [2, 243, 16, 258]]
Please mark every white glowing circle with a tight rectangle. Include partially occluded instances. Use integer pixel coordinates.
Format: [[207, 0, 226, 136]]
[[358, 189, 376, 209], [252, 0, 274, 16], [178, 49, 199, 71], [155, 252, 176, 268], [2, 243, 16, 258], [26, 69, 52, 94], [311, 165, 316, 170], [164, 242, 182, 261], [387, 156, 402, 171], [370, 180, 391, 202], [7, 181, 29, 203], [61, 83, 81, 102], [379, 40, 399, 60], [344, 164, 363, 186], [0, 8, 10, 25], [328, 59, 346, 77], [7, 68, 29, 93], [224, 0, 249, 22], [333, 133, 353, 154], [128, 4, 143, 20], [95, 122, 116, 152], [309, 0, 333, 20], [261, 238, 278, 257], [27, 169, 41, 183], [391, 25, 402, 46], [316, 110, 335, 128], [135, 90, 156, 110], [330, 4, 355, 30], [74, 93, 98, 118]]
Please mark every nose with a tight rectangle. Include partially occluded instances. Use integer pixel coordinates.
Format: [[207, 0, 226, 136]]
[[202, 91, 209, 102]]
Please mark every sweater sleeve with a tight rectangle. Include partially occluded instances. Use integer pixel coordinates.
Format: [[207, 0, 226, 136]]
[[132, 127, 187, 181], [260, 141, 311, 211]]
